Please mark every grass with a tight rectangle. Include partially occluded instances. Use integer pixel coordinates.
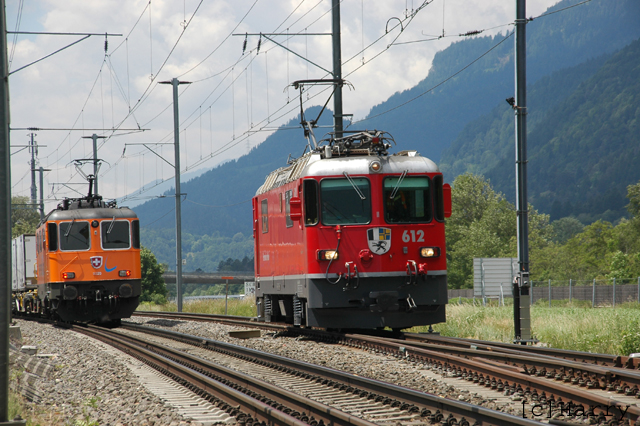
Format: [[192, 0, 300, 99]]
[[138, 297, 640, 356], [138, 296, 257, 316], [414, 300, 640, 356]]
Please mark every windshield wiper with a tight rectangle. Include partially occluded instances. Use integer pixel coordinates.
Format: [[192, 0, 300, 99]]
[[389, 170, 408, 200], [107, 216, 116, 234], [64, 218, 75, 237], [343, 172, 366, 200]]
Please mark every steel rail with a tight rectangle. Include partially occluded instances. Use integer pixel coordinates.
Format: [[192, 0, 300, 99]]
[[403, 333, 631, 368], [382, 336, 640, 392], [122, 322, 545, 426], [133, 310, 286, 332], [73, 324, 313, 426], [132, 311, 640, 420], [332, 333, 640, 422]]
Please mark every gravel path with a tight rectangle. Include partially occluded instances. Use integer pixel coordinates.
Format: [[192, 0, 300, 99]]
[[11, 317, 525, 425], [11, 319, 200, 426]]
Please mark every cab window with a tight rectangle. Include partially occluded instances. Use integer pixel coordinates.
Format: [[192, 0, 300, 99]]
[[48, 222, 58, 251], [261, 199, 269, 233], [101, 220, 131, 249], [320, 178, 371, 225], [384, 176, 432, 223], [59, 221, 90, 251], [303, 180, 319, 226]]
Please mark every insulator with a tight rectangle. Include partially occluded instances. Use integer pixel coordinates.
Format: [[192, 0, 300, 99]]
[[104, 38, 108, 53], [242, 33, 247, 54], [256, 37, 262, 54]]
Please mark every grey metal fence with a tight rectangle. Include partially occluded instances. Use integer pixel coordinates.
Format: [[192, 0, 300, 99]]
[[448, 278, 640, 307]]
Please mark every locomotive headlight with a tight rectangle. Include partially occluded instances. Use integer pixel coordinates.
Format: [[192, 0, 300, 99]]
[[119, 270, 131, 277], [62, 271, 76, 279], [369, 160, 382, 173], [317, 250, 339, 261], [419, 247, 440, 258]]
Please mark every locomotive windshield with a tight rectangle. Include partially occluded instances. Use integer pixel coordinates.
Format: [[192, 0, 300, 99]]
[[59, 221, 91, 250], [101, 220, 131, 249], [320, 178, 371, 225], [384, 176, 432, 223]]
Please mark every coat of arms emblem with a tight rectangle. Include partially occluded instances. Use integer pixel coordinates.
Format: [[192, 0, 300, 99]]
[[367, 227, 391, 254], [90, 256, 103, 269]]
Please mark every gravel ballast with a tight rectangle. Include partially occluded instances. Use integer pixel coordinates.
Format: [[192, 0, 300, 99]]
[[12, 317, 524, 425]]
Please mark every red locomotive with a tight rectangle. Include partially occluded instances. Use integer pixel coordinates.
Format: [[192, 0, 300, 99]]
[[253, 129, 451, 330]]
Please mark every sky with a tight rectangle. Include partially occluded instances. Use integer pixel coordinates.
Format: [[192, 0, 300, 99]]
[[7, 0, 560, 213]]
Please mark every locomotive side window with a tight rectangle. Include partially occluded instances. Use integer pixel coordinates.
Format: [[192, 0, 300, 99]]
[[383, 176, 432, 223], [132, 220, 141, 249], [101, 220, 131, 249], [59, 221, 90, 251], [433, 175, 445, 222], [48, 222, 58, 251], [261, 199, 269, 233], [303, 180, 318, 226], [320, 178, 371, 225], [285, 190, 293, 228]]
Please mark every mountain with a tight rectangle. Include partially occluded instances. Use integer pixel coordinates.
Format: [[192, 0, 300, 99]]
[[485, 37, 640, 223], [133, 0, 640, 270], [358, 0, 640, 163], [135, 107, 332, 236]]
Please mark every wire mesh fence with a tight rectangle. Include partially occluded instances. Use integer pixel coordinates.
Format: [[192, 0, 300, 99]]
[[448, 278, 640, 307]]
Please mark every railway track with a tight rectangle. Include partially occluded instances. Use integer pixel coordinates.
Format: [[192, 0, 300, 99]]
[[118, 322, 541, 425], [69, 319, 542, 426], [132, 311, 640, 424]]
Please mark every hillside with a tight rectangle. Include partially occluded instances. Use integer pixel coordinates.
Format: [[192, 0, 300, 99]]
[[358, 0, 640, 163], [134, 0, 640, 270], [487, 37, 640, 223]]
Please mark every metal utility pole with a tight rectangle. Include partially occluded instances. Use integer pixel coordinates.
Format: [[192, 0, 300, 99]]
[[29, 133, 37, 208], [0, 0, 12, 421], [331, 0, 344, 139], [513, 0, 532, 344], [82, 134, 106, 195], [160, 78, 190, 313]]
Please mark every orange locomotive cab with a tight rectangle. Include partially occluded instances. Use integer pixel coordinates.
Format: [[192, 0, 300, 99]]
[[35, 194, 141, 323]]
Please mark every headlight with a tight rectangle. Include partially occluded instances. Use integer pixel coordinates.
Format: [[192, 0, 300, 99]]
[[62, 272, 76, 279], [119, 270, 131, 277], [419, 247, 440, 258], [317, 250, 339, 260], [369, 160, 382, 172]]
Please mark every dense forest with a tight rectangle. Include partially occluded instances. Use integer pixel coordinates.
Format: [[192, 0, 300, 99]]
[[442, 37, 640, 223], [446, 174, 640, 289]]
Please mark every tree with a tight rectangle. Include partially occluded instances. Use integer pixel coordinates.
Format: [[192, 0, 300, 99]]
[[217, 256, 254, 272], [446, 173, 553, 288], [11, 196, 40, 238], [551, 217, 584, 244], [140, 246, 168, 304]]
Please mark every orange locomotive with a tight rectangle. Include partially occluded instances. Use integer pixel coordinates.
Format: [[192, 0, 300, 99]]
[[253, 129, 452, 330], [28, 182, 141, 323]]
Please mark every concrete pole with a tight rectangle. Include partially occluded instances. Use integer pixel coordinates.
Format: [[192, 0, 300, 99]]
[[29, 133, 36, 208], [331, 0, 343, 139], [39, 167, 44, 221], [92, 134, 98, 194], [160, 78, 190, 313], [0, 0, 11, 419]]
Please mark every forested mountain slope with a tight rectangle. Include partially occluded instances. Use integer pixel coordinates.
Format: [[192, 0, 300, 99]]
[[486, 37, 640, 222]]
